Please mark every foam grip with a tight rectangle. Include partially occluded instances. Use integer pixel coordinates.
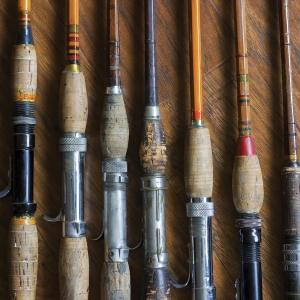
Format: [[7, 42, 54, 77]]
[[184, 126, 213, 198], [142, 267, 171, 300], [232, 155, 264, 213], [59, 70, 88, 133], [101, 262, 130, 299], [8, 218, 38, 300], [100, 93, 129, 159], [59, 237, 89, 300]]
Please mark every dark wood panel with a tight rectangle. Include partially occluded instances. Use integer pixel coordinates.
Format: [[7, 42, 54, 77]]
[[0, 0, 297, 299]]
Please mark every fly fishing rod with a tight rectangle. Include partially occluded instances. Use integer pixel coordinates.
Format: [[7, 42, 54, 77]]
[[0, 0, 38, 298], [233, 0, 264, 299], [43, 0, 89, 298], [279, 0, 300, 298], [184, 0, 215, 298], [99, 0, 135, 298]]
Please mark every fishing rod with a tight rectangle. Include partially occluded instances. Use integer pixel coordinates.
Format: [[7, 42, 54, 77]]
[[43, 0, 89, 298], [0, 0, 38, 299], [279, 0, 300, 298], [140, 0, 191, 297], [99, 0, 139, 298], [184, 0, 215, 299], [233, 0, 264, 299]]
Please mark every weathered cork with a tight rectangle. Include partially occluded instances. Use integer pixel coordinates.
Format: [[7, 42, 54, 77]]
[[101, 262, 130, 299], [100, 94, 129, 159], [59, 71, 88, 133], [232, 155, 264, 213], [139, 119, 167, 175], [59, 237, 89, 300], [184, 126, 213, 198], [8, 218, 38, 300], [11, 45, 37, 102]]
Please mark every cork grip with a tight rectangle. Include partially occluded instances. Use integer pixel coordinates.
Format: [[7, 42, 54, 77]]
[[11, 45, 37, 102], [282, 166, 300, 235], [100, 94, 129, 158], [101, 262, 130, 299], [142, 267, 171, 300], [139, 119, 167, 175], [59, 237, 89, 300], [59, 70, 88, 133], [184, 126, 213, 198], [8, 218, 38, 300], [232, 155, 264, 213]]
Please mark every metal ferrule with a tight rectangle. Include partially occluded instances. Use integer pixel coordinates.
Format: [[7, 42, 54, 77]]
[[105, 86, 122, 95], [283, 243, 300, 272], [141, 176, 168, 268], [187, 197, 215, 300], [144, 105, 161, 120], [103, 158, 129, 263], [60, 132, 87, 238]]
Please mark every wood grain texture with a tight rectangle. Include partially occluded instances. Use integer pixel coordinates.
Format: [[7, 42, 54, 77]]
[[59, 70, 88, 133], [100, 94, 129, 158], [232, 155, 264, 213], [59, 237, 89, 300], [101, 262, 130, 300], [0, 0, 297, 299], [184, 126, 213, 198], [11, 45, 37, 102], [8, 218, 38, 300]]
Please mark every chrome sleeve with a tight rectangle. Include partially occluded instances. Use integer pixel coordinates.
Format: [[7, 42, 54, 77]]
[[141, 176, 169, 269], [103, 158, 129, 263]]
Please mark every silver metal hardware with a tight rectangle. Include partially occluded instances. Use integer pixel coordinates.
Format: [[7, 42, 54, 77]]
[[0, 156, 12, 199], [43, 132, 87, 238], [283, 244, 300, 271], [144, 106, 161, 119], [141, 176, 168, 268], [235, 279, 241, 300], [105, 86, 122, 95], [188, 197, 215, 299], [43, 209, 62, 222]]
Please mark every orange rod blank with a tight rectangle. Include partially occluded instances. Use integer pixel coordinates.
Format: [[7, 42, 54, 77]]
[[69, 0, 79, 25]]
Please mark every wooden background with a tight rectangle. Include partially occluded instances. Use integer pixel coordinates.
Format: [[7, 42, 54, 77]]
[[0, 0, 297, 299]]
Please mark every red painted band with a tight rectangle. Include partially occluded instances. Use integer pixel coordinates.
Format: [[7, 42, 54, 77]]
[[68, 37, 80, 42], [192, 111, 204, 120], [236, 136, 257, 156], [67, 55, 79, 60]]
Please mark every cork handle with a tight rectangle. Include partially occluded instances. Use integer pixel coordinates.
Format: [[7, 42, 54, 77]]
[[59, 70, 88, 133], [184, 126, 213, 198], [282, 166, 300, 235], [59, 237, 89, 300], [11, 45, 37, 102], [232, 155, 264, 213], [100, 93, 129, 159], [101, 262, 130, 299], [139, 119, 168, 175], [8, 218, 38, 300], [142, 267, 171, 300]]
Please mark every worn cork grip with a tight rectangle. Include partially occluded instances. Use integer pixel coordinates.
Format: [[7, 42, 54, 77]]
[[8, 218, 38, 300], [282, 167, 300, 235], [184, 126, 213, 198], [59, 71, 88, 133], [142, 267, 171, 300], [232, 155, 264, 213], [140, 120, 167, 175], [101, 262, 130, 299], [100, 94, 129, 159], [59, 237, 89, 300], [11, 45, 37, 102]]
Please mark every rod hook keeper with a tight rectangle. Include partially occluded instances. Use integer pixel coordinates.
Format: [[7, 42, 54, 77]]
[[0, 155, 12, 199]]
